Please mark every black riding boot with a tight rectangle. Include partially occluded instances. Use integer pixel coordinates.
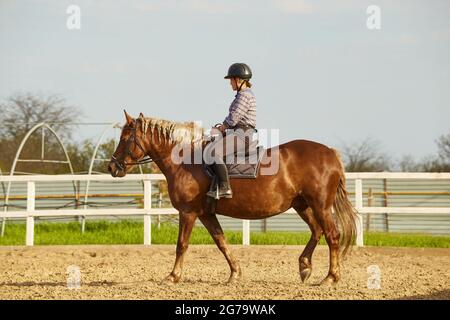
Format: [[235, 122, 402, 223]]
[[207, 163, 232, 198]]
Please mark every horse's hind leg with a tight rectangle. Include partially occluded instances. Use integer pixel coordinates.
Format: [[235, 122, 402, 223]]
[[292, 196, 323, 283], [308, 203, 341, 285], [199, 213, 242, 284]]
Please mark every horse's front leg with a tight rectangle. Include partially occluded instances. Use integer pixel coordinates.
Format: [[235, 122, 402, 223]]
[[162, 212, 197, 284]]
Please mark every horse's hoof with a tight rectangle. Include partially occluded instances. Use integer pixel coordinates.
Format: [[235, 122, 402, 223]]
[[160, 275, 179, 286], [320, 275, 338, 286], [226, 272, 242, 285], [226, 277, 240, 285], [300, 268, 312, 283]]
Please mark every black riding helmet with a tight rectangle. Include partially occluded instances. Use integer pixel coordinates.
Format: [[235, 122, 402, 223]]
[[224, 63, 252, 80]]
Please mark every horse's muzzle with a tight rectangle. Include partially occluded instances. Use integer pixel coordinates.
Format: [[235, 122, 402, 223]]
[[108, 161, 125, 178]]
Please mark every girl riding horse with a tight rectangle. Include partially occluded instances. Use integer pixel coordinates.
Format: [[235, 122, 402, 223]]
[[204, 62, 257, 199]]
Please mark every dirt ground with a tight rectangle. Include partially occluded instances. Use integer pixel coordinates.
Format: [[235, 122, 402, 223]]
[[0, 245, 448, 300]]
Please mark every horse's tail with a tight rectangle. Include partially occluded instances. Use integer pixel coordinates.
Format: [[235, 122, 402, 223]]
[[331, 148, 358, 258]]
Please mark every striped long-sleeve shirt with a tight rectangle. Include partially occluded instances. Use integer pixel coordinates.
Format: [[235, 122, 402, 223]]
[[224, 88, 256, 128]]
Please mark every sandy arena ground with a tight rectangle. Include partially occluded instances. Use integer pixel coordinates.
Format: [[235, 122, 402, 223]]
[[0, 245, 448, 300]]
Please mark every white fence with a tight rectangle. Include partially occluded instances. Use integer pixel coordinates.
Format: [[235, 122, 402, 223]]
[[0, 174, 251, 246], [1, 173, 450, 246], [347, 172, 450, 245]]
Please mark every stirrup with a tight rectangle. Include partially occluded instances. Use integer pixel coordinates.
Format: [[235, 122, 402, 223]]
[[206, 185, 232, 199], [206, 189, 219, 199]]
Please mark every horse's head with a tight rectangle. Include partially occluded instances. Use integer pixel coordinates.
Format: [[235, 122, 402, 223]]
[[108, 110, 150, 177]]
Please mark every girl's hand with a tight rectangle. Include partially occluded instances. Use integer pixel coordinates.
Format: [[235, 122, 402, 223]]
[[213, 123, 226, 134], [211, 126, 223, 135]]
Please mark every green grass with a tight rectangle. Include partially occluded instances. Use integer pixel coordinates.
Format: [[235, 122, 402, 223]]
[[363, 232, 450, 248], [0, 220, 449, 248]]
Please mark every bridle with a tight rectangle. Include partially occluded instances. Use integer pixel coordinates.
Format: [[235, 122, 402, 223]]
[[111, 126, 153, 171]]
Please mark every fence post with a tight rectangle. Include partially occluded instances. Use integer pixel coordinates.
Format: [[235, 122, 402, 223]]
[[157, 193, 162, 229], [242, 220, 250, 245], [354, 179, 364, 247], [26, 181, 35, 246], [366, 188, 373, 232], [143, 180, 152, 245], [383, 178, 389, 232]]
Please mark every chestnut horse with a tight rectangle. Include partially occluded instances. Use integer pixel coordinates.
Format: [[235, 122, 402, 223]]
[[108, 111, 357, 285]]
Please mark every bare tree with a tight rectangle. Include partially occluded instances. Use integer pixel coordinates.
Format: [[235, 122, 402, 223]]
[[340, 137, 391, 172], [420, 133, 450, 172], [0, 92, 83, 139], [397, 133, 450, 172], [398, 154, 422, 172], [0, 92, 83, 173], [436, 133, 450, 164]]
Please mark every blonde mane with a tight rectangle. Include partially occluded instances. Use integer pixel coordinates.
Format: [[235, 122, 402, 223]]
[[139, 116, 204, 145]]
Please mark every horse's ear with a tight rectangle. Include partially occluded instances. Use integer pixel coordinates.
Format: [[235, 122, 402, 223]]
[[139, 112, 145, 119], [124, 109, 134, 125]]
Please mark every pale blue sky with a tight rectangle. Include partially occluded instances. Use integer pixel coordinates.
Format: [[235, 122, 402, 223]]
[[0, 0, 449, 161]]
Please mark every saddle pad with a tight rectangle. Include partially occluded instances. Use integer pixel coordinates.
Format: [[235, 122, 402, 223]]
[[205, 146, 264, 179]]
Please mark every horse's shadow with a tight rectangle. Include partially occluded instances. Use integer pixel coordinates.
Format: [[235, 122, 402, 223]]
[[179, 278, 322, 287], [0, 280, 117, 287]]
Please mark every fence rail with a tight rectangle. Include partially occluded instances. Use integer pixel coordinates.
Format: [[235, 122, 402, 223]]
[[1, 174, 174, 246], [1, 172, 450, 246]]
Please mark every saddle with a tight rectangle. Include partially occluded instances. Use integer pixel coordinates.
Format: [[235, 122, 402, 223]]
[[203, 139, 265, 201]]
